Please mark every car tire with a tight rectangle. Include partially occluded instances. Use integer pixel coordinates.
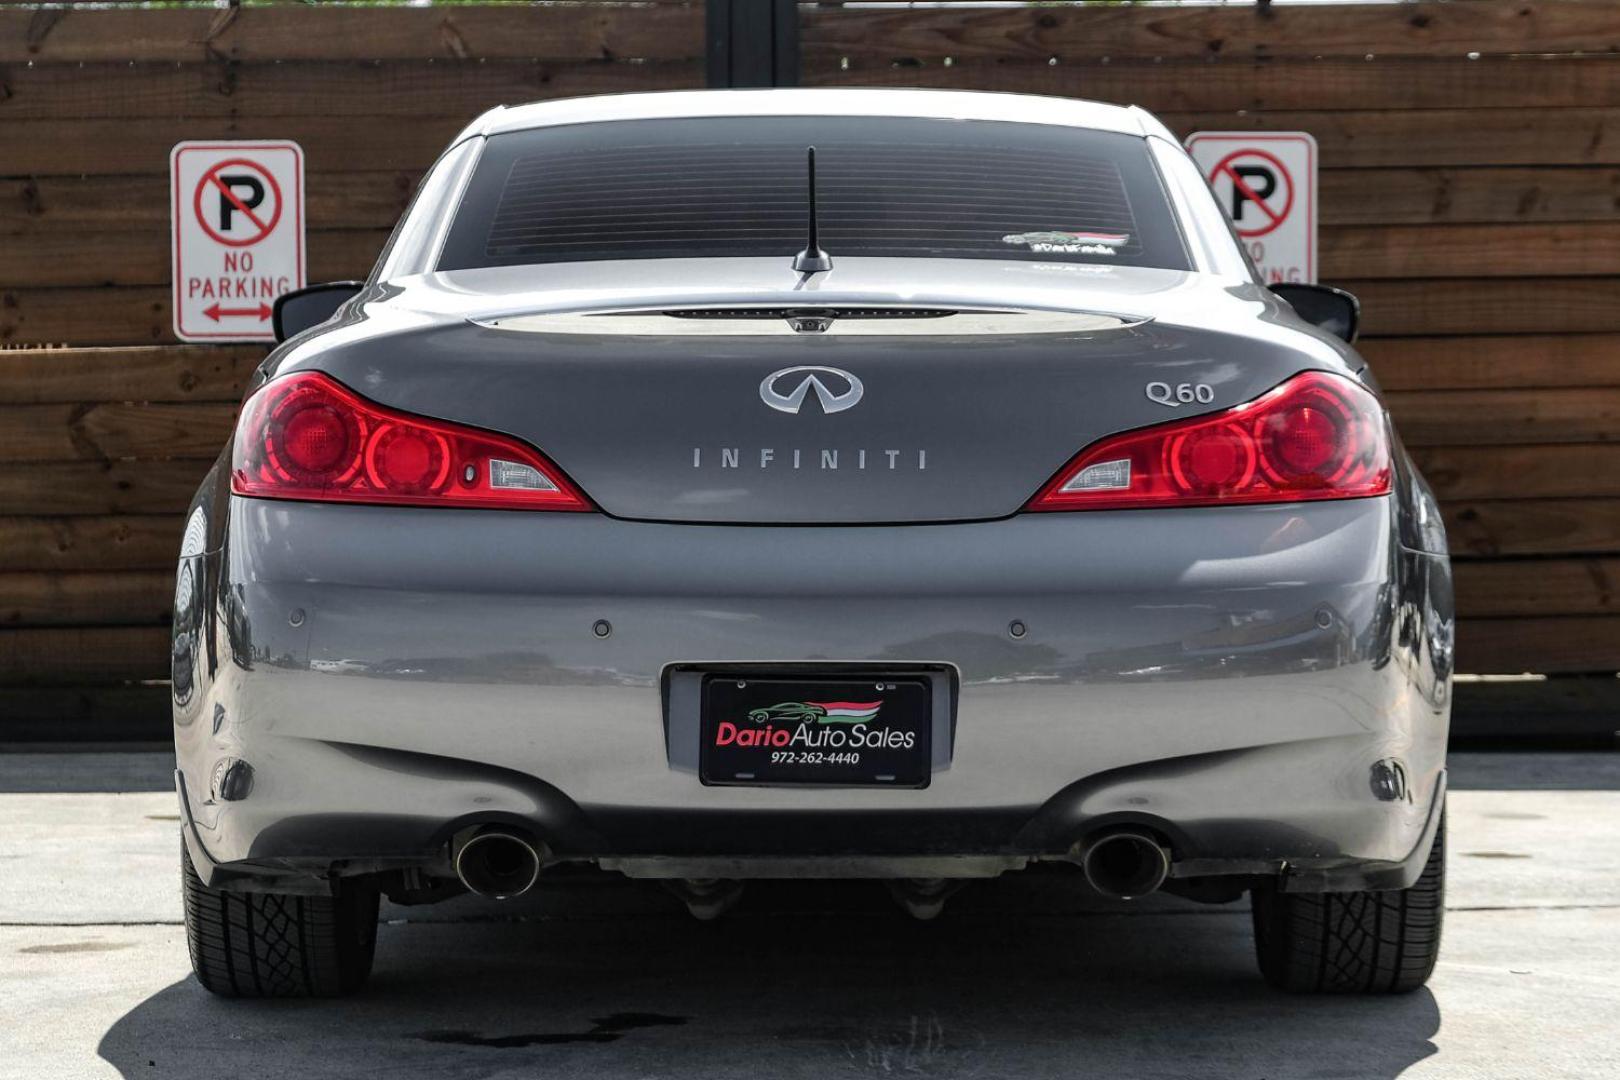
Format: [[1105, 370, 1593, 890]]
[[181, 842, 379, 998], [1251, 807, 1444, 994]]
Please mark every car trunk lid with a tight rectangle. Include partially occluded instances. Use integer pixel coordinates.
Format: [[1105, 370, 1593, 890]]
[[283, 259, 1347, 524]]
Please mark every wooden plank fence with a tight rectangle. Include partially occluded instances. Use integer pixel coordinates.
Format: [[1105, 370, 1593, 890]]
[[2, 0, 1617, 739]]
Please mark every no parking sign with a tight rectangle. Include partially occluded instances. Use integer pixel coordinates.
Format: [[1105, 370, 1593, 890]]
[[171, 140, 305, 342], [1186, 132, 1316, 284]]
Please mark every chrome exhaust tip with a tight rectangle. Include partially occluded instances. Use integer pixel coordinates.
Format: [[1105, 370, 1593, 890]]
[[454, 829, 544, 900], [1080, 830, 1170, 899]]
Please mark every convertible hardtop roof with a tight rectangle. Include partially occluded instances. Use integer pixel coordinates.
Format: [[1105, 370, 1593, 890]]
[[455, 88, 1174, 143]]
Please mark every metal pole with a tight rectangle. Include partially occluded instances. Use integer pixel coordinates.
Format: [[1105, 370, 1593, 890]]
[[707, 0, 799, 88]]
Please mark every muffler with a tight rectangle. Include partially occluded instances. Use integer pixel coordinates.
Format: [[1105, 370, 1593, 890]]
[[453, 829, 545, 900], [661, 878, 746, 921], [1080, 830, 1170, 899], [886, 877, 968, 921]]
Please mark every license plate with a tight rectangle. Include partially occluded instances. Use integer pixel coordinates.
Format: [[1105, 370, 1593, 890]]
[[700, 675, 931, 787]]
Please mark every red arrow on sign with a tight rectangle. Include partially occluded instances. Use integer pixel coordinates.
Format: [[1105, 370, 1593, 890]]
[[203, 303, 272, 322]]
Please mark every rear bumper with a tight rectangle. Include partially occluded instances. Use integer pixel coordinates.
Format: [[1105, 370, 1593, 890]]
[[174, 495, 1452, 891]]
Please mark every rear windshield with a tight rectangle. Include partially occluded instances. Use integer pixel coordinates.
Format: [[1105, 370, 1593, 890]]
[[437, 116, 1190, 272]]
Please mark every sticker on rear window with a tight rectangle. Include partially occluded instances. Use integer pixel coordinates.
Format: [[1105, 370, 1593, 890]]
[[1002, 230, 1129, 255]]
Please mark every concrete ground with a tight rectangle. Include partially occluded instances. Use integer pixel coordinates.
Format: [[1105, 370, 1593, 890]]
[[2, 752, 1617, 1080]]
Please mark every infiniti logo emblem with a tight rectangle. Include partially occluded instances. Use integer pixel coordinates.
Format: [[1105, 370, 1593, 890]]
[[759, 366, 864, 415]]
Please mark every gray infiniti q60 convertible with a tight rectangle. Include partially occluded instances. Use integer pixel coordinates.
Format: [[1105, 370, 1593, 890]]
[[173, 89, 1451, 998]]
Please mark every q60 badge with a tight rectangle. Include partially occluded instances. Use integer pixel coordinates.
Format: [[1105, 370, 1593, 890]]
[[1146, 381, 1216, 408]]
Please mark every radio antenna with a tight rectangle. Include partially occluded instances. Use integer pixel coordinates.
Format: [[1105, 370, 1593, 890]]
[[791, 147, 833, 275]]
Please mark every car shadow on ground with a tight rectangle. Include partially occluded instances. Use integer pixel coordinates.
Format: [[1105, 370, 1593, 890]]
[[97, 871, 1439, 1079]]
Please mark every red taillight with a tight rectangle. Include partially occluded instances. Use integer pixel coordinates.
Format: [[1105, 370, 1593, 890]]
[[231, 371, 592, 511], [1026, 371, 1391, 512]]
